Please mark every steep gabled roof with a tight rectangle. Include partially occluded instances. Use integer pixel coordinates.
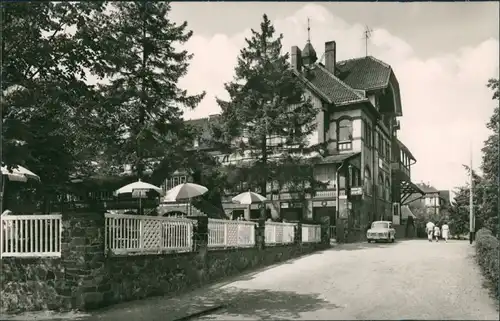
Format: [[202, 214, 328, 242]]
[[295, 63, 368, 106], [416, 183, 440, 194], [336, 56, 392, 91]]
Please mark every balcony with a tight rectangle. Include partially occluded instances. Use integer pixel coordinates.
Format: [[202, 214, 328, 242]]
[[314, 190, 336, 198], [391, 162, 410, 182]]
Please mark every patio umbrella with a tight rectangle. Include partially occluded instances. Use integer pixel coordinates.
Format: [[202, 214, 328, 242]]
[[164, 183, 208, 201], [1, 165, 40, 183], [114, 179, 163, 215], [232, 190, 267, 220], [163, 183, 208, 216], [1, 165, 41, 212]]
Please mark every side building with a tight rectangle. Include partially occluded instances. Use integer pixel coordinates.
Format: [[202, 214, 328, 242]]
[[406, 183, 451, 217]]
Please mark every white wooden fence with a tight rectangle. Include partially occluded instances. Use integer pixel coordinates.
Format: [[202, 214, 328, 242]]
[[208, 219, 256, 248], [0, 214, 62, 258], [265, 221, 296, 245], [105, 213, 193, 255], [301, 223, 322, 243]]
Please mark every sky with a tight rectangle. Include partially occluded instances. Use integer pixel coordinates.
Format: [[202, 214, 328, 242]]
[[167, 2, 499, 192]]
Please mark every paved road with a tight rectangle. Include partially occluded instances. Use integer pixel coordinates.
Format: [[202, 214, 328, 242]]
[[2, 240, 498, 321], [189, 240, 499, 320]]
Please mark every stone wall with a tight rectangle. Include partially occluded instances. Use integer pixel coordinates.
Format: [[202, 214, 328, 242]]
[[0, 258, 65, 313], [0, 213, 329, 314], [106, 252, 198, 305]]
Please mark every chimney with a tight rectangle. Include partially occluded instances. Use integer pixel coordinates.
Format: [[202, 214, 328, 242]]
[[291, 46, 302, 71], [325, 41, 336, 75]]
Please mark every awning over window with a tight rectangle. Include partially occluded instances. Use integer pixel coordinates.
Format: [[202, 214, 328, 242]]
[[400, 180, 425, 205]]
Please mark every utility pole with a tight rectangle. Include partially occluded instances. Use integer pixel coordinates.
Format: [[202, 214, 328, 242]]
[[469, 143, 475, 244], [363, 25, 373, 57]]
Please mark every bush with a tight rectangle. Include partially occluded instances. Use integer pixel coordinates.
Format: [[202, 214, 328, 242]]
[[477, 228, 493, 238], [475, 228, 499, 300]]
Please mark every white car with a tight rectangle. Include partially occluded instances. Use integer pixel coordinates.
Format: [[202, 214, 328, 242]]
[[367, 221, 396, 243]]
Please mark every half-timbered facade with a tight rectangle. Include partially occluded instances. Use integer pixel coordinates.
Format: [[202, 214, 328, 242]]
[[165, 38, 424, 237]]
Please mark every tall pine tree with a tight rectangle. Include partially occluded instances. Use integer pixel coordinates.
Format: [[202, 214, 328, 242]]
[[88, 2, 205, 179], [1, 2, 109, 211], [214, 14, 319, 209]]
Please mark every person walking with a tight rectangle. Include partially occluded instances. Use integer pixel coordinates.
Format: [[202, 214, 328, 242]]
[[434, 224, 441, 242], [426, 221, 435, 242], [441, 222, 450, 242]]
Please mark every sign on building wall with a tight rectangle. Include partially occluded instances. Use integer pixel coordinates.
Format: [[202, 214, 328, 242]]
[[351, 187, 363, 196], [312, 200, 335, 207], [378, 157, 390, 172], [281, 202, 302, 209]]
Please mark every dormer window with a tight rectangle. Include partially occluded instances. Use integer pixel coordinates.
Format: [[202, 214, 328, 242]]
[[338, 119, 353, 151], [378, 134, 384, 159]]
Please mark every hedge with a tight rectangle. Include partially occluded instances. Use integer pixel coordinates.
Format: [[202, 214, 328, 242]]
[[475, 228, 499, 300]]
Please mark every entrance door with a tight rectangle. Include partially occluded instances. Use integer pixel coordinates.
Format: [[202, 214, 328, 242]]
[[281, 208, 301, 222]]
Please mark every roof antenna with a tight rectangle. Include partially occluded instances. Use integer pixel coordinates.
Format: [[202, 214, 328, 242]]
[[307, 17, 311, 43], [363, 25, 373, 57]]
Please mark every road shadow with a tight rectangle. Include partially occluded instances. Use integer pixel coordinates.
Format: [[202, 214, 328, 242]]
[[53, 249, 335, 321], [327, 240, 407, 251], [177, 287, 341, 320], [72, 287, 338, 321]]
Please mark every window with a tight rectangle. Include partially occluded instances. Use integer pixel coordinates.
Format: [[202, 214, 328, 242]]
[[338, 119, 352, 141], [338, 119, 353, 151], [385, 141, 390, 160], [392, 203, 400, 216], [314, 164, 330, 183], [349, 166, 361, 187], [371, 221, 389, 229], [173, 176, 179, 187], [385, 179, 391, 201], [193, 138, 199, 148], [363, 166, 372, 195], [378, 173, 384, 199], [180, 176, 186, 184], [363, 120, 372, 147], [378, 134, 384, 159], [367, 125, 372, 147]]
